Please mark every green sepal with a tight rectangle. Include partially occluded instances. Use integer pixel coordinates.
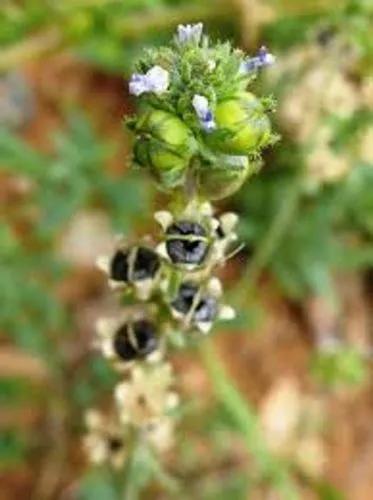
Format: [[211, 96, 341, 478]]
[[207, 92, 272, 155], [196, 154, 259, 200]]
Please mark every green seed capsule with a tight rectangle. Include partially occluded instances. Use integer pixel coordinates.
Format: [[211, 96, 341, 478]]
[[208, 92, 272, 155], [134, 109, 196, 189], [196, 154, 257, 200]]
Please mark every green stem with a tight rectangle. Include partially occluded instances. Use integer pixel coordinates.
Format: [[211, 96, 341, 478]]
[[235, 175, 302, 305], [121, 437, 180, 500], [199, 339, 300, 499]]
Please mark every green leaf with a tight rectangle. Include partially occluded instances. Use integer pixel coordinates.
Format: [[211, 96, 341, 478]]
[[311, 348, 368, 389], [0, 430, 27, 470], [78, 469, 119, 500]]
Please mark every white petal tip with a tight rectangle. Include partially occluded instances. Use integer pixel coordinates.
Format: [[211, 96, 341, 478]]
[[197, 322, 213, 334], [156, 242, 169, 260], [220, 212, 239, 233], [208, 277, 223, 297], [108, 280, 124, 290], [219, 306, 236, 321], [95, 318, 114, 336], [154, 211, 173, 230], [210, 218, 220, 231], [134, 279, 153, 301], [96, 255, 110, 273]]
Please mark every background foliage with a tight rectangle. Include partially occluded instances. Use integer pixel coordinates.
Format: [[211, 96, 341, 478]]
[[0, 1, 372, 499]]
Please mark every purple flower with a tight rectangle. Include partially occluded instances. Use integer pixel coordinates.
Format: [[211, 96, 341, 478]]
[[240, 46, 275, 73], [129, 66, 169, 96], [177, 23, 203, 44], [129, 74, 148, 96], [192, 95, 216, 132]]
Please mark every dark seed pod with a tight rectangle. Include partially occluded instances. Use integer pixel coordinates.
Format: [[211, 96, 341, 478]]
[[166, 221, 209, 265], [110, 250, 130, 282], [215, 223, 226, 239], [171, 282, 198, 314], [110, 247, 160, 283], [113, 320, 158, 361], [194, 296, 219, 322], [171, 282, 218, 323], [132, 247, 160, 280]]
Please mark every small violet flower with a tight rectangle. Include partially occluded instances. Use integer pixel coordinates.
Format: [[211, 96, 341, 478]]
[[192, 94, 216, 132], [177, 23, 203, 44], [129, 66, 169, 97], [240, 46, 276, 73], [129, 74, 148, 97]]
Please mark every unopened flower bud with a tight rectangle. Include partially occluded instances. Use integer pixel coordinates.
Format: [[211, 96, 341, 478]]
[[134, 109, 196, 188], [177, 23, 203, 45], [197, 154, 257, 200], [208, 92, 272, 155]]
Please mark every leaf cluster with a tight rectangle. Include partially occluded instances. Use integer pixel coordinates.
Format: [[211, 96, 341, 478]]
[[237, 160, 373, 300]]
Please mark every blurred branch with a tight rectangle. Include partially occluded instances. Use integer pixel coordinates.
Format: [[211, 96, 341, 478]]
[[113, 1, 235, 38], [0, 1, 236, 72], [30, 398, 69, 500], [233, 0, 276, 47], [0, 347, 48, 381], [199, 339, 300, 499], [0, 29, 63, 72]]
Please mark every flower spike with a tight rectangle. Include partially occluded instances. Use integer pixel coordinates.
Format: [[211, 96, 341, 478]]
[[85, 23, 276, 473]]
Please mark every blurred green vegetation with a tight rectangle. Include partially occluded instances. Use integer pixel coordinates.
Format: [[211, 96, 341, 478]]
[[0, 0, 372, 498]]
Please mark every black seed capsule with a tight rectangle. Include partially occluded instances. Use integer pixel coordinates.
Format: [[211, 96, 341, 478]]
[[194, 296, 218, 322], [132, 247, 160, 281], [171, 283, 198, 314], [133, 320, 158, 356], [113, 321, 158, 361], [166, 221, 209, 265], [172, 283, 218, 323], [110, 247, 160, 283], [110, 250, 129, 282], [113, 325, 137, 360], [215, 223, 226, 239], [108, 436, 123, 452]]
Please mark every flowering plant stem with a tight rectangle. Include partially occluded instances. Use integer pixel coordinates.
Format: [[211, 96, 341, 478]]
[[121, 438, 180, 500], [83, 22, 280, 497], [199, 339, 300, 499]]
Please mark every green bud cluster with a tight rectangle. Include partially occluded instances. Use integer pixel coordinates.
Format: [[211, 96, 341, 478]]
[[127, 27, 277, 199], [133, 110, 197, 188]]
